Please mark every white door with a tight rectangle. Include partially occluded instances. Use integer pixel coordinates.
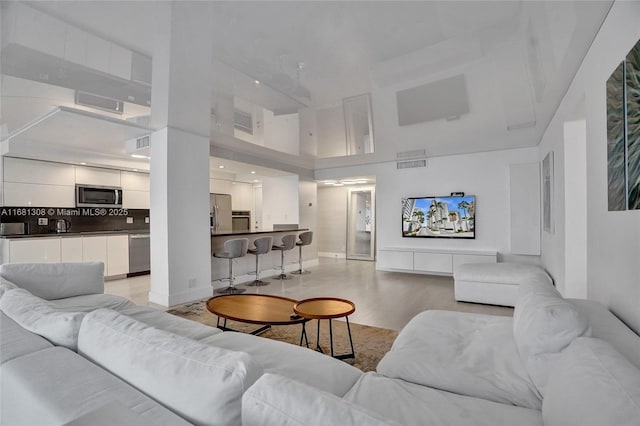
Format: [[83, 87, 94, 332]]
[[346, 186, 375, 261]]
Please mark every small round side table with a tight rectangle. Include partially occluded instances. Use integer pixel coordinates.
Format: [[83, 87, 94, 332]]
[[293, 297, 356, 360]]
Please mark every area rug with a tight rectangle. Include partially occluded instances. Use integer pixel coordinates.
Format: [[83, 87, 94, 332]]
[[167, 299, 398, 372]]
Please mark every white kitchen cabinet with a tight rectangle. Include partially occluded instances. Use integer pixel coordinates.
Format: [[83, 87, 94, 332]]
[[82, 236, 108, 275], [9, 238, 61, 263], [10, 3, 66, 58], [210, 178, 232, 195], [109, 43, 132, 80], [75, 166, 121, 187], [230, 182, 253, 211], [86, 33, 111, 74], [4, 182, 75, 207], [106, 235, 129, 276], [64, 25, 87, 65], [4, 157, 75, 185], [61, 237, 83, 262], [121, 171, 150, 191], [122, 190, 150, 209]]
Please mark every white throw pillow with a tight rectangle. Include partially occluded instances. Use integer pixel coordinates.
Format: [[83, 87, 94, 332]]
[[543, 337, 640, 426], [78, 309, 263, 426], [513, 282, 589, 394], [0, 288, 85, 350]]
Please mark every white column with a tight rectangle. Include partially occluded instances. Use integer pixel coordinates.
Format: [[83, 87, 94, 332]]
[[148, 2, 213, 306]]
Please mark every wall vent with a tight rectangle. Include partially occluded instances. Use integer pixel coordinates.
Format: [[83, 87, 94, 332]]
[[75, 91, 123, 115], [136, 135, 150, 149], [397, 159, 427, 169]]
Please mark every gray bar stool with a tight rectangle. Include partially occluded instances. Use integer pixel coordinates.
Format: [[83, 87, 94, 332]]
[[246, 236, 273, 286], [272, 234, 297, 280], [214, 238, 249, 294], [291, 231, 313, 275]]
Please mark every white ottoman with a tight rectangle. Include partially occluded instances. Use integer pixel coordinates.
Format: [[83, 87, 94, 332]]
[[454, 263, 552, 307]]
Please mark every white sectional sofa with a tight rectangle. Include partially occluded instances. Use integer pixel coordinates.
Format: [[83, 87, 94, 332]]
[[1, 262, 639, 426]]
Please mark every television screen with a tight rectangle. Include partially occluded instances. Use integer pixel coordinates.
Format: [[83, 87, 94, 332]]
[[402, 195, 475, 239]]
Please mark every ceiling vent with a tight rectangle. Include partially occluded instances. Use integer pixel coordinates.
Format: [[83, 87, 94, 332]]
[[136, 135, 150, 150], [396, 149, 427, 169], [75, 91, 123, 115]]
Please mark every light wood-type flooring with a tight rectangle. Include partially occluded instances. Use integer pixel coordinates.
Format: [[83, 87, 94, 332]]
[[105, 257, 513, 331]]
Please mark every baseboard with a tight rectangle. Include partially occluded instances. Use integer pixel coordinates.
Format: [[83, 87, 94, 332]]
[[318, 252, 346, 259]]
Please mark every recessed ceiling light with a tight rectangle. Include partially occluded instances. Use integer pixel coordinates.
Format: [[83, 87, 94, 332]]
[[79, 162, 87, 165], [341, 180, 356, 185], [133, 169, 138, 172], [254, 80, 260, 85], [332, 183, 345, 187], [219, 165, 225, 169], [251, 171, 256, 174], [253, 179, 260, 183], [131, 154, 150, 159]]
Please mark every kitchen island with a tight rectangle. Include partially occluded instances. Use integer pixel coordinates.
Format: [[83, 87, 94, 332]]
[[210, 227, 310, 286]]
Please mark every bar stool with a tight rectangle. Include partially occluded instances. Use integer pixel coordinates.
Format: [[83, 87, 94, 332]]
[[246, 236, 273, 286], [213, 238, 249, 294], [272, 234, 297, 280], [291, 231, 313, 275]]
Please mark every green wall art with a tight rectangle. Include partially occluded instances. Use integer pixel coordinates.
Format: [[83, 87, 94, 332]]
[[607, 38, 640, 211]]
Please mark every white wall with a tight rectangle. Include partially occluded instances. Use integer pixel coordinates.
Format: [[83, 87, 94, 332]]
[[376, 148, 540, 263], [261, 175, 299, 230], [298, 179, 318, 261], [539, 1, 640, 333], [316, 104, 347, 157]]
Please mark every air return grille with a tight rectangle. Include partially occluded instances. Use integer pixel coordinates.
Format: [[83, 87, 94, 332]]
[[397, 159, 427, 169]]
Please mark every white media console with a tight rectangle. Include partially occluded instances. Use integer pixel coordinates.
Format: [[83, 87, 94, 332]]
[[377, 247, 497, 275]]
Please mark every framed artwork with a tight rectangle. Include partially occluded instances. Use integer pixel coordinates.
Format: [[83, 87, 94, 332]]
[[543, 151, 554, 233]]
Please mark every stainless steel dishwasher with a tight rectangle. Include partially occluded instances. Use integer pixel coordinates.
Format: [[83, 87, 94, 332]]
[[128, 233, 150, 275]]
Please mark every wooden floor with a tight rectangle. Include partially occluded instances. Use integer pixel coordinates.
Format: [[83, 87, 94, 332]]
[[105, 257, 513, 331]]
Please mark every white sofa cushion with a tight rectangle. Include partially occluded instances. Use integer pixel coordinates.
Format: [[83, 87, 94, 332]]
[[49, 293, 135, 312], [0, 262, 104, 300], [344, 372, 543, 426], [0, 279, 18, 299], [201, 330, 362, 397], [377, 310, 542, 408], [78, 309, 263, 426], [0, 288, 86, 350], [120, 305, 223, 341], [0, 346, 190, 426], [242, 373, 397, 426], [0, 312, 53, 364], [513, 282, 589, 394], [543, 337, 640, 426]]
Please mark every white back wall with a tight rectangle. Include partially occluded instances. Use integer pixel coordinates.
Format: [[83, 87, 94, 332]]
[[317, 186, 348, 255], [298, 180, 318, 261], [539, 1, 640, 333], [262, 110, 300, 155], [375, 148, 539, 261]]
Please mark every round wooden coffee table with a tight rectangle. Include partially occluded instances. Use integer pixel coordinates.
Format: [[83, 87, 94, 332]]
[[293, 297, 356, 360], [206, 294, 308, 340]]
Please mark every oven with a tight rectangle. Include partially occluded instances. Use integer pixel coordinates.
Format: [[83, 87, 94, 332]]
[[231, 210, 251, 232]]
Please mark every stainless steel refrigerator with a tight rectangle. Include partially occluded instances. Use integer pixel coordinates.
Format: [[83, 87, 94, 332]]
[[210, 193, 232, 232]]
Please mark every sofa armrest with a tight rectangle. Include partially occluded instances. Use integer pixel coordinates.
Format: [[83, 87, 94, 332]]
[[242, 373, 398, 426], [0, 262, 104, 300]]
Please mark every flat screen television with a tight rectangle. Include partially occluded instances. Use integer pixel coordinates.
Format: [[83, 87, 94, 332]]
[[402, 195, 475, 239]]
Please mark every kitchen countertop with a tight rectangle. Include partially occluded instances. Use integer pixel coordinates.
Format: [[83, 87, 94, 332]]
[[0, 230, 150, 239], [211, 228, 308, 237]]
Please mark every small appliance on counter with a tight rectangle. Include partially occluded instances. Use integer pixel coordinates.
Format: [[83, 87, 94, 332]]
[[55, 219, 71, 233], [0, 222, 27, 236]]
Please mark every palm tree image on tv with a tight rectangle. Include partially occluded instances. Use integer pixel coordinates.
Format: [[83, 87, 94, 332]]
[[402, 196, 475, 238]]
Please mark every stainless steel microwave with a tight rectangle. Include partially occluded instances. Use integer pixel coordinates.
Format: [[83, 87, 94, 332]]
[[76, 185, 123, 208]]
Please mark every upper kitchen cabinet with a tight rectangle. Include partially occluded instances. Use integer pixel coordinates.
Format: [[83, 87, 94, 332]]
[[230, 182, 253, 211], [121, 171, 150, 209], [76, 166, 121, 187], [3, 158, 75, 207], [6, 3, 66, 58], [210, 178, 232, 195]]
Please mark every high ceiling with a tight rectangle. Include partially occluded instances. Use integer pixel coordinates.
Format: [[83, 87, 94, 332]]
[[0, 1, 614, 174]]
